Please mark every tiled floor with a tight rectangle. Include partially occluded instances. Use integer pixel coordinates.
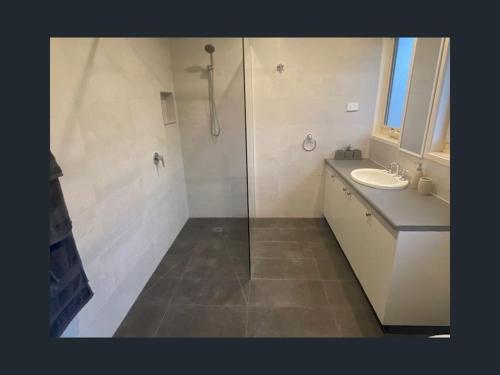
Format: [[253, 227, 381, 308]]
[[114, 218, 384, 337]]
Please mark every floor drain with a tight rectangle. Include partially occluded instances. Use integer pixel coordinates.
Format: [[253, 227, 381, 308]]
[[212, 227, 224, 233]]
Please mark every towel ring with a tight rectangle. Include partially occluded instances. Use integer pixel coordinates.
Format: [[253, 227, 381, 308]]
[[303, 134, 316, 152]]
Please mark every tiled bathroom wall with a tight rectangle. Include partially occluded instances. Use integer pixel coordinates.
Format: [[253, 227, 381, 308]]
[[369, 138, 450, 202], [247, 38, 383, 217], [50, 37, 450, 338], [169, 38, 248, 217], [50, 38, 189, 336]]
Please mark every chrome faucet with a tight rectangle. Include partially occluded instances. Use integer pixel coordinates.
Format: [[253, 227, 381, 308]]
[[389, 161, 400, 175], [398, 168, 409, 180]]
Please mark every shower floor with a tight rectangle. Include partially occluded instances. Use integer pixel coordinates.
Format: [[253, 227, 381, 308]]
[[114, 217, 384, 337]]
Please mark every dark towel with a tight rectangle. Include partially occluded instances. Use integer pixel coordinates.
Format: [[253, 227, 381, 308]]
[[50, 152, 63, 181], [49, 177, 72, 246], [49, 152, 93, 337]]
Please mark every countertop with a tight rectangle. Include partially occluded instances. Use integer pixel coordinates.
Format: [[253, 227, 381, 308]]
[[325, 159, 450, 232]]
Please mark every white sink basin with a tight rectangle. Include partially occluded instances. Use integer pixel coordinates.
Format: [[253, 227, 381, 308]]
[[350, 168, 408, 190]]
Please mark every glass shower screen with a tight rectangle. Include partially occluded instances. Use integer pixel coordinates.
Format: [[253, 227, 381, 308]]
[[169, 38, 250, 279]]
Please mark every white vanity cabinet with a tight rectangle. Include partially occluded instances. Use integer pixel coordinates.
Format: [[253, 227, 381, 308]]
[[323, 165, 449, 326]]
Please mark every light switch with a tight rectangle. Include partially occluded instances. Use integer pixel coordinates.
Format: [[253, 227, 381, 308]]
[[346, 102, 359, 112]]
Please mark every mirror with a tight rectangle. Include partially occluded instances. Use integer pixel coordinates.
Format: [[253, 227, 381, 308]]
[[399, 38, 443, 156]]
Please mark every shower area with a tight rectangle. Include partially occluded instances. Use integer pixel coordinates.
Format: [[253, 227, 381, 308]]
[[169, 37, 250, 276], [172, 38, 249, 220], [113, 38, 252, 336], [52, 37, 384, 337]]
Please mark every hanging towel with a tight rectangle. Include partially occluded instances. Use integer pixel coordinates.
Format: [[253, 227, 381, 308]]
[[49, 152, 93, 337]]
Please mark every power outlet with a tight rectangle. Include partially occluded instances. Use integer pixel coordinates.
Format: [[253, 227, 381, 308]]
[[346, 102, 359, 112]]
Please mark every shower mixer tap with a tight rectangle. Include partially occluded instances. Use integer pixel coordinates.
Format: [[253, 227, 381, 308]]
[[153, 152, 165, 167]]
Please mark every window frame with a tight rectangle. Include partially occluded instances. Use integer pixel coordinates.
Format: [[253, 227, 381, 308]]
[[384, 37, 417, 130], [371, 38, 417, 146], [424, 38, 450, 167]]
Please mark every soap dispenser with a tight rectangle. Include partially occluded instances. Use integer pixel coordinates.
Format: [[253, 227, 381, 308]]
[[410, 163, 423, 189]]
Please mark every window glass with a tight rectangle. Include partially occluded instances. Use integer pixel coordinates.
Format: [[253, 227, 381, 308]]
[[385, 38, 415, 128]]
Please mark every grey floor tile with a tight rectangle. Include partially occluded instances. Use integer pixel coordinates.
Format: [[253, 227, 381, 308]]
[[278, 218, 331, 229], [119, 217, 391, 338], [249, 218, 257, 228], [205, 217, 244, 230], [272, 218, 306, 228], [184, 257, 240, 278], [250, 218, 279, 228], [192, 236, 227, 258], [170, 276, 247, 306], [226, 217, 249, 228], [225, 240, 250, 258], [251, 227, 280, 241], [322, 280, 371, 309], [286, 218, 327, 229], [198, 231, 226, 244], [224, 232, 249, 243], [305, 241, 343, 259], [332, 307, 383, 337], [238, 277, 251, 303], [113, 304, 167, 337], [314, 253, 356, 280], [251, 218, 315, 228], [221, 223, 249, 237], [141, 274, 162, 292], [246, 307, 339, 337], [232, 257, 250, 279], [312, 218, 331, 231], [167, 237, 197, 256], [184, 218, 210, 229], [251, 241, 314, 259], [199, 218, 248, 237], [153, 254, 190, 278], [277, 228, 304, 241], [249, 279, 328, 307], [251, 258, 320, 279], [156, 305, 247, 337], [176, 222, 204, 241], [136, 277, 181, 305], [303, 227, 337, 244]]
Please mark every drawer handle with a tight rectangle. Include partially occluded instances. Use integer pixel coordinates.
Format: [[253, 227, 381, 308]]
[[342, 188, 347, 192], [330, 175, 335, 179], [365, 212, 371, 217]]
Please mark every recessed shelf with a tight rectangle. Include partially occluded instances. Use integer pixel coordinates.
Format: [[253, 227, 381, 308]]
[[160, 91, 177, 126]]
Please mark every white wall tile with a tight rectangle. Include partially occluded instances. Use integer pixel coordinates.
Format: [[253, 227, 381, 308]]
[[51, 38, 189, 337], [169, 38, 248, 217], [248, 38, 383, 217]]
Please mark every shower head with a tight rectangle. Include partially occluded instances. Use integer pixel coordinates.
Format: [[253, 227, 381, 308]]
[[204, 44, 215, 54]]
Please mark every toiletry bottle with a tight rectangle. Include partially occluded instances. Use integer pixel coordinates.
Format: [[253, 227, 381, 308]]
[[410, 163, 423, 189], [417, 177, 433, 195]]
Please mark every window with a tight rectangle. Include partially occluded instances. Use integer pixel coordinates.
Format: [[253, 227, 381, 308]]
[[384, 38, 416, 129], [424, 38, 450, 166], [439, 52, 450, 155], [443, 119, 450, 154]]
